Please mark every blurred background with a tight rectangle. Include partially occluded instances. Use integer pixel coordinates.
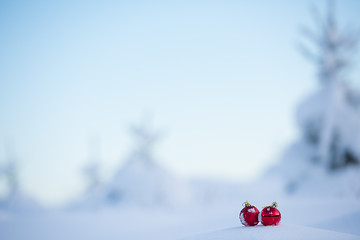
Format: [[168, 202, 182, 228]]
[[0, 0, 360, 239]]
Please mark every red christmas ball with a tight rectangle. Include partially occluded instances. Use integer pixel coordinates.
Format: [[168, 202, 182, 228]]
[[260, 202, 281, 226], [239, 201, 260, 226]]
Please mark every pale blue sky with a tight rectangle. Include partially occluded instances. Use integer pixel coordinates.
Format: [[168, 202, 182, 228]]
[[0, 0, 359, 206]]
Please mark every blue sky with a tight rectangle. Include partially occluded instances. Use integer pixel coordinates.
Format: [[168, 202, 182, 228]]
[[0, 0, 360, 206]]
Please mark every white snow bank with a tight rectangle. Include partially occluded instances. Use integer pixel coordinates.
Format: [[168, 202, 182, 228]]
[[181, 224, 360, 240]]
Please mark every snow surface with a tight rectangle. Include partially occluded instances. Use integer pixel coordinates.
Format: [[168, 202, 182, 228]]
[[1, 195, 360, 240], [182, 224, 360, 240]]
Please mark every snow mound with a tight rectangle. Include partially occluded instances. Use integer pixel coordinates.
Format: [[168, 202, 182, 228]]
[[181, 224, 360, 240]]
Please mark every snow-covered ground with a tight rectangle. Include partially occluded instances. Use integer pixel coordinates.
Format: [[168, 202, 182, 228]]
[[182, 224, 360, 240], [1, 188, 360, 240]]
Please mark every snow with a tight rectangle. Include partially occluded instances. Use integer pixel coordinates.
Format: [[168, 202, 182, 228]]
[[0, 161, 41, 214], [294, 0, 360, 172], [182, 224, 360, 240], [248, 208, 256, 213], [1, 193, 360, 240], [239, 212, 247, 226], [296, 83, 360, 167], [312, 210, 360, 236]]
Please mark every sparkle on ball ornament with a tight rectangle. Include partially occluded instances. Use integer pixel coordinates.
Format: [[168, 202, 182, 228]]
[[260, 202, 281, 226], [239, 201, 260, 226]]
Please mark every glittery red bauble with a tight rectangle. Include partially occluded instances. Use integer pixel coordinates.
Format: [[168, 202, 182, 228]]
[[260, 204, 281, 226], [239, 203, 260, 226]]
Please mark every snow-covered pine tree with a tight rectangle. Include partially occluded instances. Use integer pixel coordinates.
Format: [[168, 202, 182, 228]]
[[298, 0, 360, 170], [0, 148, 40, 212], [0, 152, 19, 208], [82, 138, 101, 194], [83, 162, 100, 193], [127, 117, 161, 167], [100, 117, 192, 207], [268, 1, 360, 197], [104, 118, 165, 205], [71, 118, 190, 209]]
